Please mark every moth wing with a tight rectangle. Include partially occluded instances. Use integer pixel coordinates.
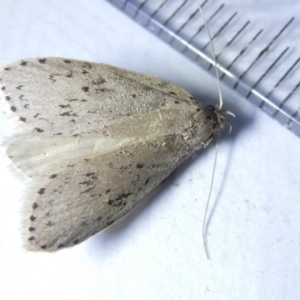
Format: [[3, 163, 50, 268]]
[[0, 57, 217, 252], [0, 57, 200, 138], [24, 135, 187, 252]]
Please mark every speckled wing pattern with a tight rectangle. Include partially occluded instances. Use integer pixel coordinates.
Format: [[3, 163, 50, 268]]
[[0, 57, 217, 251]]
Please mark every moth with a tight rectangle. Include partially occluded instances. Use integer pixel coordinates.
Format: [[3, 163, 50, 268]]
[[0, 57, 227, 251]]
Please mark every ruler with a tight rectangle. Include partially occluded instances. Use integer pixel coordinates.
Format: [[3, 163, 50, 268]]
[[106, 0, 300, 137]]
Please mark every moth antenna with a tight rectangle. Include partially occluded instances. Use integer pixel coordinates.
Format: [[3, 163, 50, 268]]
[[196, 1, 223, 110], [196, 1, 224, 259], [202, 133, 220, 259]]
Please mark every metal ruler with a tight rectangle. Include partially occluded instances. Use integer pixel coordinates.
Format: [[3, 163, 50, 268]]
[[107, 0, 300, 137]]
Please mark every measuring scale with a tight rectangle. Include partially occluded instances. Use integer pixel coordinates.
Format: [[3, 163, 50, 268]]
[[108, 0, 300, 137]]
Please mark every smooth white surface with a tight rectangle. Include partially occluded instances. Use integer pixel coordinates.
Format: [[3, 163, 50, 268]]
[[0, 1, 299, 300]]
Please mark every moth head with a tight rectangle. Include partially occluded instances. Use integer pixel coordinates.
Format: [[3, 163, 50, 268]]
[[182, 104, 232, 149], [206, 105, 233, 134]]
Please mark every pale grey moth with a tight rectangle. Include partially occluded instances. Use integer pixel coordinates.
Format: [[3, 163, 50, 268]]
[[0, 57, 227, 252]]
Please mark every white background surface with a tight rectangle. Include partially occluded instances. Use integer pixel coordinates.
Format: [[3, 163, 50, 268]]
[[0, 1, 300, 299]]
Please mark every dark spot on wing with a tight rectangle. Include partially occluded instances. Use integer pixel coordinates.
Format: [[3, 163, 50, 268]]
[[37, 188, 45, 195], [38, 58, 47, 64], [106, 219, 114, 226], [107, 193, 132, 207], [59, 104, 71, 109], [96, 88, 112, 93], [79, 180, 93, 186], [82, 62, 92, 69], [91, 78, 107, 85], [80, 187, 95, 194], [59, 111, 77, 117]]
